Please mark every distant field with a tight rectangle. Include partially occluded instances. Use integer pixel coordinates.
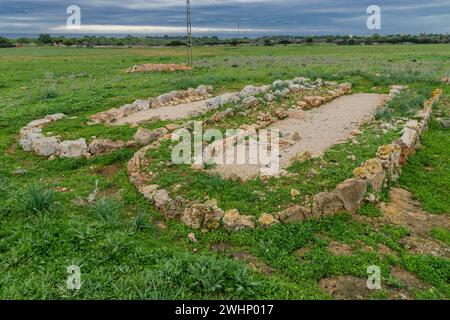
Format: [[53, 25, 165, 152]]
[[0, 44, 449, 300]]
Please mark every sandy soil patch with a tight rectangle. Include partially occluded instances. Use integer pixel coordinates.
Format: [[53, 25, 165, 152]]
[[209, 93, 387, 180], [114, 93, 235, 126]]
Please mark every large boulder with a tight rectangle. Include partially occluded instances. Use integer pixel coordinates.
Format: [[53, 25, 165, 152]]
[[88, 139, 126, 156], [133, 127, 168, 146], [19, 129, 44, 152], [312, 192, 345, 217], [223, 209, 255, 231], [32, 136, 60, 157], [334, 179, 368, 213], [58, 138, 89, 158]]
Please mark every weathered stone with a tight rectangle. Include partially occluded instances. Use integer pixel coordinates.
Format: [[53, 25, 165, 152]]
[[58, 138, 89, 158], [404, 120, 421, 133], [362, 158, 385, 193], [335, 179, 368, 213], [274, 108, 287, 120], [288, 84, 302, 93], [276, 205, 312, 223], [88, 139, 126, 156], [242, 96, 259, 108], [400, 127, 420, 151], [181, 200, 224, 230], [139, 184, 159, 201], [154, 189, 170, 209], [264, 93, 275, 102], [32, 136, 60, 157], [239, 85, 260, 98], [258, 213, 279, 228], [295, 150, 311, 163], [223, 209, 255, 231], [312, 192, 345, 217], [133, 127, 168, 146], [19, 129, 44, 151], [165, 124, 180, 132]]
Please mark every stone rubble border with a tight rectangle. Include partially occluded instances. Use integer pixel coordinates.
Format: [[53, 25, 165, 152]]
[[18, 77, 349, 160]]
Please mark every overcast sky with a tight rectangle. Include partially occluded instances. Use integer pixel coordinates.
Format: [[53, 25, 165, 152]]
[[1, 0, 449, 37]]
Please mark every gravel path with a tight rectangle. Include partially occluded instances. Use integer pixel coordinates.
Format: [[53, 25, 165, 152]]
[[209, 93, 387, 180], [114, 93, 235, 126]]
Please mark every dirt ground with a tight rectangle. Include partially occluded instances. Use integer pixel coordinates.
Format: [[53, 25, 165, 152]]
[[114, 93, 236, 125], [209, 93, 387, 180]]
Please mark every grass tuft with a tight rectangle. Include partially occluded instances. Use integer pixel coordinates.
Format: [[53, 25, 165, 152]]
[[24, 183, 55, 214], [90, 198, 121, 225]]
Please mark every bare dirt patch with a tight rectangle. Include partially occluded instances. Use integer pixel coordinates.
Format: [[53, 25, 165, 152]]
[[390, 266, 430, 291], [114, 93, 235, 126], [380, 188, 450, 234], [328, 241, 353, 256], [379, 188, 450, 258], [209, 93, 387, 180], [232, 251, 275, 276], [126, 63, 192, 73], [95, 163, 123, 179], [319, 276, 373, 300]]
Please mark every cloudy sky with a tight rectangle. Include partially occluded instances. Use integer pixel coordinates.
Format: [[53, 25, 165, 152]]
[[1, 0, 449, 37]]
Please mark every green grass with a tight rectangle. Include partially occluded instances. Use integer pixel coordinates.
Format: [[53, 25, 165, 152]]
[[0, 44, 449, 300]]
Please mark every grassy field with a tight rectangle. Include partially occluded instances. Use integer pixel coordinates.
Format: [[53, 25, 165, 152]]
[[0, 44, 449, 300]]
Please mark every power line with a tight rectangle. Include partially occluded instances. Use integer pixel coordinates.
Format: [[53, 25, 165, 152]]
[[186, 0, 193, 67]]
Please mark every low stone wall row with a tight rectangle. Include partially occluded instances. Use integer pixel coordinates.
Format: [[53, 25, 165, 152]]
[[90, 85, 214, 125], [18, 77, 350, 160]]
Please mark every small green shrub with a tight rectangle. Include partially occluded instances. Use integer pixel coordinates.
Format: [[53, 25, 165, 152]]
[[373, 107, 392, 121], [41, 87, 58, 100], [132, 210, 151, 232], [24, 183, 55, 214], [90, 198, 121, 224]]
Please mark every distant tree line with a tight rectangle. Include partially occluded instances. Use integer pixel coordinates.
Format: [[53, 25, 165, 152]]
[[1, 33, 449, 48]]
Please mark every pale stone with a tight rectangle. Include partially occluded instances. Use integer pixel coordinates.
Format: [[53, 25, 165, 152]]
[[258, 213, 279, 228], [58, 138, 89, 158], [223, 209, 255, 231], [32, 136, 60, 157]]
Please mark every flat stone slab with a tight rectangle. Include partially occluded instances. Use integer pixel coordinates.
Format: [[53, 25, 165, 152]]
[[209, 93, 387, 180]]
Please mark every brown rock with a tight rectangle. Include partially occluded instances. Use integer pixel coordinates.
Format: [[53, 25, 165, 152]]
[[335, 179, 368, 213], [133, 127, 168, 146], [88, 139, 126, 156], [276, 205, 312, 223], [312, 192, 345, 217]]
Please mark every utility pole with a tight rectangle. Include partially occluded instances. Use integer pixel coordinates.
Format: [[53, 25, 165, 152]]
[[237, 18, 240, 47], [186, 0, 193, 67]]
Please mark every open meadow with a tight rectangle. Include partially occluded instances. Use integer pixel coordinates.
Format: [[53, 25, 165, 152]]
[[0, 44, 449, 300]]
